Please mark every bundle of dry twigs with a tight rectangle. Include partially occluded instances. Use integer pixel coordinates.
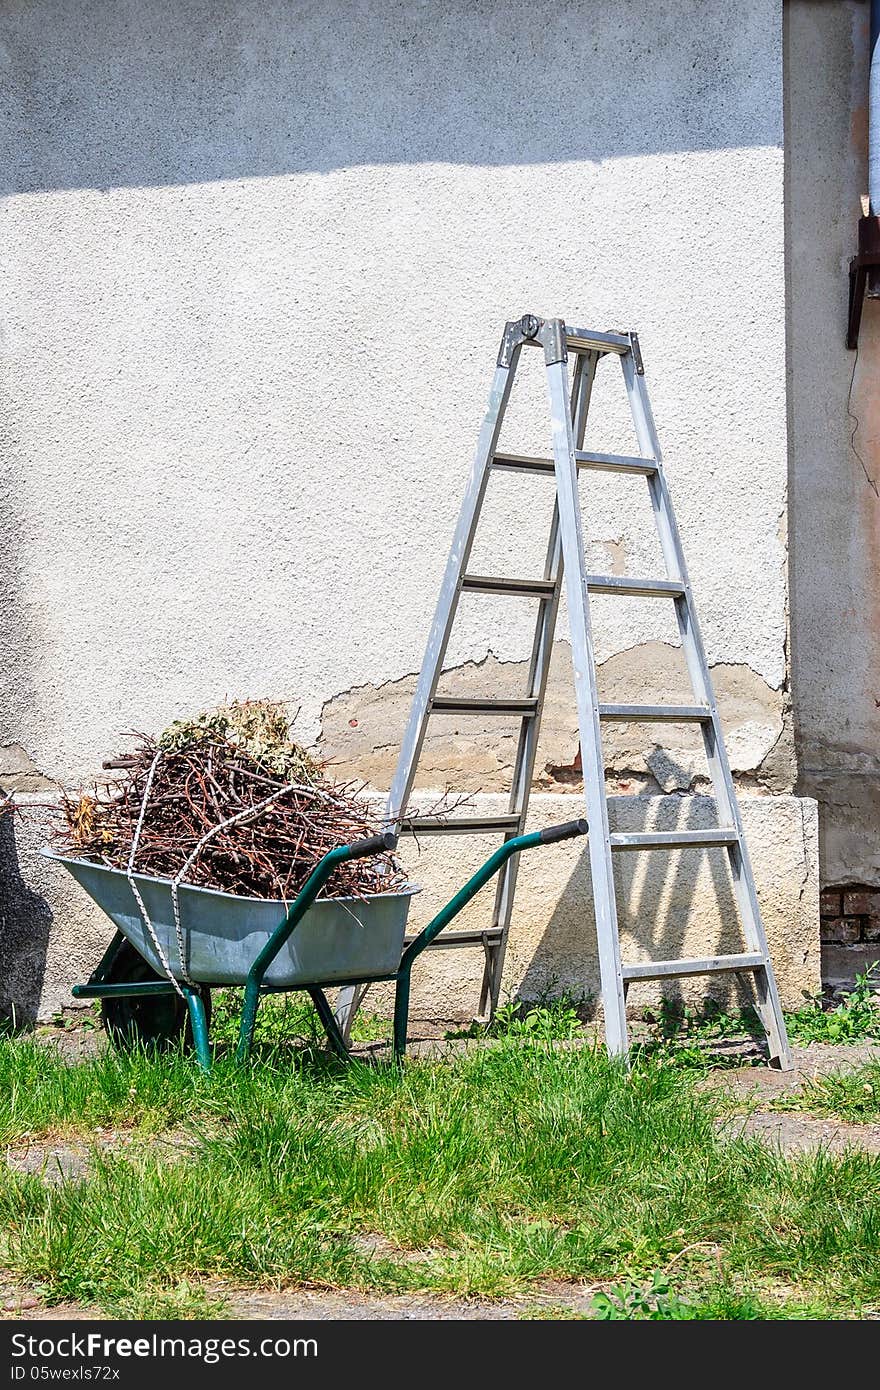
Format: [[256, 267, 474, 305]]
[[54, 701, 407, 901]]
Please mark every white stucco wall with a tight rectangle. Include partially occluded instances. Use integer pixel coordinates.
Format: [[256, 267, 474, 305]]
[[0, 0, 819, 1020]]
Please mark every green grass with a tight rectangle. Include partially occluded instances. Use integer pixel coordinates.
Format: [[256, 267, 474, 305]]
[[210, 989, 388, 1049], [0, 1038, 208, 1143], [771, 1062, 880, 1125], [1, 1037, 879, 1318]]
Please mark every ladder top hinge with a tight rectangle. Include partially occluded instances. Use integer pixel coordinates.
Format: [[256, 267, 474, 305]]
[[498, 315, 568, 368], [628, 331, 644, 374]]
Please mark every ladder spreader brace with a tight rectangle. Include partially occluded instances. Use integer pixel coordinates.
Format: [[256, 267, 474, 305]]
[[336, 314, 793, 1069]]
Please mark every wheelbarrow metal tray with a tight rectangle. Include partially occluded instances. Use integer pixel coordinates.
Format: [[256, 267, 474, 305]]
[[44, 851, 420, 987]]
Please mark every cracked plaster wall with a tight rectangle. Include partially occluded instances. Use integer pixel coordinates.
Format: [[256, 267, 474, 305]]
[[320, 640, 796, 797], [0, 0, 819, 1017]]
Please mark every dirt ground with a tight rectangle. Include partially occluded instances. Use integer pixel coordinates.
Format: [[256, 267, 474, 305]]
[[0, 1279, 603, 1322], [701, 1039, 880, 1154]]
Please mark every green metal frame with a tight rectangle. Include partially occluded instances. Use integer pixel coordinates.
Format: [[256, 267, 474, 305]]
[[393, 828, 542, 1059], [73, 953, 213, 1071], [234, 838, 392, 1064], [72, 820, 588, 1072]]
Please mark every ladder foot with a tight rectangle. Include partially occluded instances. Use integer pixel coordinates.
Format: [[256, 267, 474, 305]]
[[769, 1054, 796, 1073]]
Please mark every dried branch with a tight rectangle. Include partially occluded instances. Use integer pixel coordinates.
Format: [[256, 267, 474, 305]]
[[53, 701, 408, 902]]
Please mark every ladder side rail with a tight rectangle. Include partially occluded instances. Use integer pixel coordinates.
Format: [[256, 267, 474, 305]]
[[546, 349, 628, 1058], [501, 350, 596, 820], [386, 355, 521, 826], [479, 350, 599, 1017], [478, 499, 563, 1018], [620, 353, 755, 859], [572, 347, 597, 448], [621, 352, 792, 1068]]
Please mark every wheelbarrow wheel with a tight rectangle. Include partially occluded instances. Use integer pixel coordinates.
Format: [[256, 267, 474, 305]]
[[100, 938, 211, 1054]]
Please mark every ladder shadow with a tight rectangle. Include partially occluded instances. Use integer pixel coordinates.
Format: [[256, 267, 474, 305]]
[[517, 790, 751, 1021]]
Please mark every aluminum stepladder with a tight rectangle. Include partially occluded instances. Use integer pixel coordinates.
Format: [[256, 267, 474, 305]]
[[338, 314, 793, 1069]]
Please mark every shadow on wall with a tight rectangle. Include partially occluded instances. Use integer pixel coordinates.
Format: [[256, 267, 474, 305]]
[[0, 0, 780, 196], [0, 426, 53, 1023], [0, 810, 52, 1026], [0, 456, 50, 794], [518, 796, 762, 1018]]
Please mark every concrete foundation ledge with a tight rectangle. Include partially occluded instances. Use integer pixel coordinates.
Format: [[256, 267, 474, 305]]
[[391, 791, 820, 1020], [1, 791, 819, 1025]]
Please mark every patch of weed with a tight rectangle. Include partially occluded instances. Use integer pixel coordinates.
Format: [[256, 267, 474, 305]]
[[209, 990, 387, 1051], [592, 1270, 692, 1319], [785, 965, 880, 1045], [446, 994, 588, 1044], [635, 966, 880, 1072], [633, 998, 764, 1071], [772, 1062, 880, 1124]]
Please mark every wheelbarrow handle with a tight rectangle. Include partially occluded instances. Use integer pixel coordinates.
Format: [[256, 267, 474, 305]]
[[346, 830, 398, 858], [398, 818, 589, 973], [250, 829, 398, 985], [236, 828, 398, 1063], [539, 818, 589, 844]]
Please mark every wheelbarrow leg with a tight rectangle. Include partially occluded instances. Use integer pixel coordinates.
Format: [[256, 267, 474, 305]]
[[307, 988, 351, 1061], [393, 962, 413, 1062], [182, 987, 211, 1073], [236, 831, 398, 1065], [88, 930, 130, 985], [236, 976, 261, 1065]]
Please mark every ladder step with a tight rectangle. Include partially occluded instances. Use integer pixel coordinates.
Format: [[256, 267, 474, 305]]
[[403, 815, 523, 836], [490, 451, 656, 477], [404, 928, 503, 952], [565, 327, 631, 355], [490, 452, 556, 475], [621, 952, 764, 982], [462, 573, 556, 597], [431, 696, 539, 717], [598, 703, 711, 723], [575, 449, 657, 476], [609, 829, 739, 851], [586, 575, 685, 598]]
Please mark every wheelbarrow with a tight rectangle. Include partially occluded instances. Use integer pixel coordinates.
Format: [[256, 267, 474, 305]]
[[46, 817, 588, 1070]]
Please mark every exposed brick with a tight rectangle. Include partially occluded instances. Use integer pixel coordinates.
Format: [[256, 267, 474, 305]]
[[842, 888, 880, 917], [820, 888, 843, 916], [820, 917, 862, 945], [862, 918, 880, 943]]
